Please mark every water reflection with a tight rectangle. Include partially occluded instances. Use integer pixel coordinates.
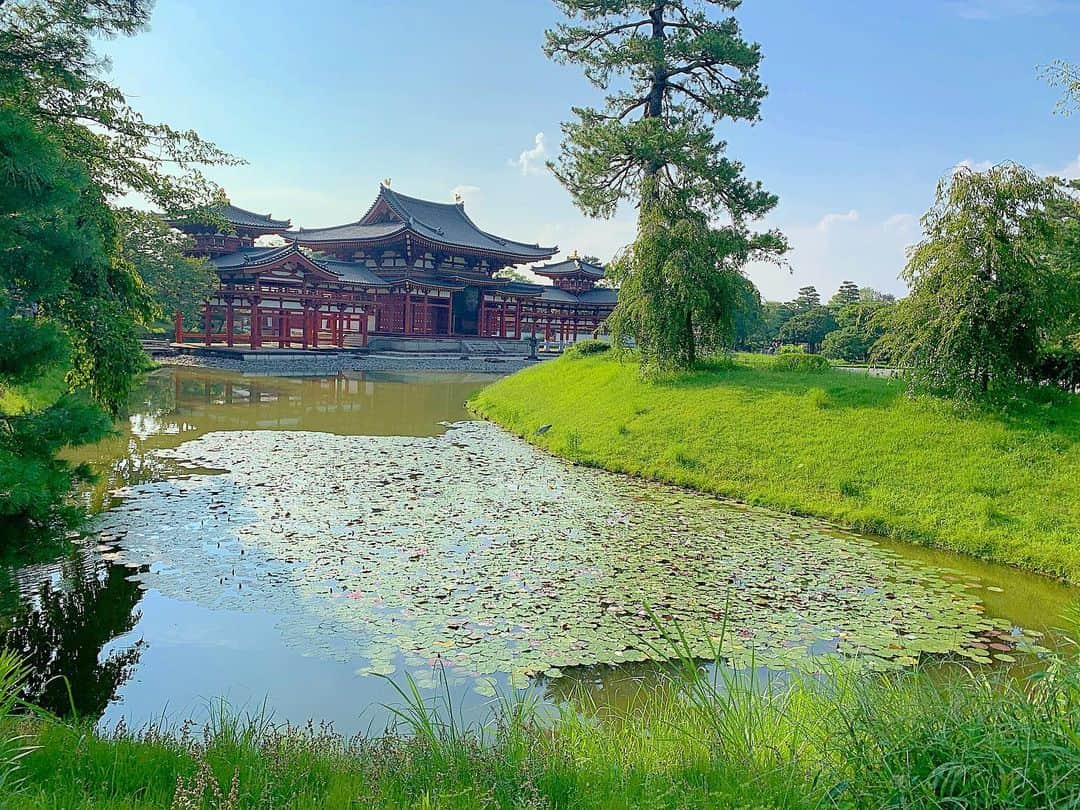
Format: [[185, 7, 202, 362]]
[[0, 367, 1073, 735], [0, 546, 146, 719], [72, 368, 493, 512]]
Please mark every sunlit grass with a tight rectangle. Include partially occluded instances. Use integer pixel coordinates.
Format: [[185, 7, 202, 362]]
[[469, 353, 1080, 582], [0, 628, 1077, 808]]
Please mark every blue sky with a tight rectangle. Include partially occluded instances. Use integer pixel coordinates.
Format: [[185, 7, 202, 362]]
[[104, 0, 1078, 301]]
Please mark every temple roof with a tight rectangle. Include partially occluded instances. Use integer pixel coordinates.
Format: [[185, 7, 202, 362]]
[[207, 244, 618, 304], [286, 221, 407, 242], [317, 259, 393, 287], [532, 256, 606, 279], [217, 203, 291, 230], [539, 287, 581, 304], [577, 288, 618, 305], [211, 244, 299, 269], [168, 203, 291, 235], [288, 185, 557, 262]]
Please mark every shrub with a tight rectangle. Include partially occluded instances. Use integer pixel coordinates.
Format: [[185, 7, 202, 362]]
[[770, 345, 830, 373], [565, 339, 611, 357]]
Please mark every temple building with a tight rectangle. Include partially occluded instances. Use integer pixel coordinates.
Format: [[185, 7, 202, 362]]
[[171, 184, 617, 349]]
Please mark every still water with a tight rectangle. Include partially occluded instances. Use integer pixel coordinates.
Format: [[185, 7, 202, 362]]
[[1, 368, 1075, 736]]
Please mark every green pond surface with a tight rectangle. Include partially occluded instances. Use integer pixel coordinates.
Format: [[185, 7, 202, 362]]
[[1, 367, 1075, 736]]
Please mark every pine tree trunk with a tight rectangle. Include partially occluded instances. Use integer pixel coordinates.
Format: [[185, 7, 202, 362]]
[[641, 2, 667, 210]]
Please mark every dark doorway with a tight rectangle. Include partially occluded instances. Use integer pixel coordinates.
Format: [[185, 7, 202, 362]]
[[452, 286, 480, 335]]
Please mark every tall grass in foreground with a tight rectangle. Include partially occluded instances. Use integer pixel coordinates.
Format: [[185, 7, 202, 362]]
[[0, 623, 1077, 808]]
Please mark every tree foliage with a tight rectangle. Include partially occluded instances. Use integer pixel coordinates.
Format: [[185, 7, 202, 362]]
[[1041, 60, 1080, 116], [0, 0, 237, 533], [607, 189, 775, 367], [545, 0, 786, 371], [828, 280, 860, 309], [821, 300, 893, 363], [776, 305, 836, 353], [877, 163, 1080, 397], [116, 209, 217, 327], [790, 285, 820, 312]]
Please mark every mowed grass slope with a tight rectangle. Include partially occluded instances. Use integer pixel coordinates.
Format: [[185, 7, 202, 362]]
[[469, 354, 1080, 582]]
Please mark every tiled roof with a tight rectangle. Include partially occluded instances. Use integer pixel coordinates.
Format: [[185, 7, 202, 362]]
[[532, 257, 606, 279], [211, 244, 298, 269], [286, 221, 407, 243], [577, 288, 618, 305], [539, 287, 581, 304], [218, 204, 290, 230], [317, 259, 392, 287], [288, 186, 557, 261]]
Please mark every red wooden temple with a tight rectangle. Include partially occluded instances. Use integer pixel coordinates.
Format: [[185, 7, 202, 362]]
[[172, 184, 617, 349]]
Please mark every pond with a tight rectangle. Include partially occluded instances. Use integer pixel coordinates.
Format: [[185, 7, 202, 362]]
[[1, 367, 1075, 736]]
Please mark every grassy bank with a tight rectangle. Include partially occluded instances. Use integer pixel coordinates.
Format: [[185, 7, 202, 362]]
[[469, 353, 1080, 582], [2, 650, 1078, 809]]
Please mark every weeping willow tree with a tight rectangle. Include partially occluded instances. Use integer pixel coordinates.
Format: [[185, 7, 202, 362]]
[[545, 0, 787, 372]]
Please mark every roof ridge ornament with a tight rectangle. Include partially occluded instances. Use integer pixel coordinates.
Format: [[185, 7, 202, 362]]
[[382, 178, 392, 187]]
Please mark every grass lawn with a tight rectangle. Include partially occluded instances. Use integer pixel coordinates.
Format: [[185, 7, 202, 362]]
[[469, 353, 1080, 583], [2, 652, 1077, 809]]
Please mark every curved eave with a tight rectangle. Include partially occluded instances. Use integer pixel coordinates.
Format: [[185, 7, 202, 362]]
[[407, 231, 556, 265]]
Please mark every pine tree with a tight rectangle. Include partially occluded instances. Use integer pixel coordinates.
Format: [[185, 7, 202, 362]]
[[791, 285, 820, 312], [829, 280, 860, 308], [545, 0, 787, 371]]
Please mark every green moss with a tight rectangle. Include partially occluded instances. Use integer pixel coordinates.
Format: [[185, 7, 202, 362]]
[[469, 354, 1080, 582]]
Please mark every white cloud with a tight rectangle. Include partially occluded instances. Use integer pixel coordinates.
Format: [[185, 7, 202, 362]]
[[954, 158, 997, 174], [883, 213, 917, 231], [814, 209, 859, 232], [946, 0, 1073, 19], [511, 132, 548, 176], [1056, 154, 1080, 179], [451, 184, 481, 203], [745, 208, 915, 302]]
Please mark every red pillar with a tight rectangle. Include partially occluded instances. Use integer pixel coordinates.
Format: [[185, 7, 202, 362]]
[[422, 292, 429, 335], [360, 308, 369, 347], [311, 306, 320, 349], [448, 294, 455, 336], [301, 303, 310, 349], [404, 290, 412, 335], [515, 301, 522, 340], [499, 300, 507, 338], [174, 310, 183, 344], [203, 302, 212, 347], [479, 298, 486, 337], [336, 308, 346, 348], [225, 299, 235, 347], [250, 297, 261, 349], [278, 307, 287, 348]]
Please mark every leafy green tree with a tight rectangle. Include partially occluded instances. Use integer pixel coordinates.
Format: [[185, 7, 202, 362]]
[[545, 0, 787, 371], [116, 210, 218, 331], [0, 106, 113, 533], [877, 163, 1080, 397], [829, 280, 860, 308], [776, 305, 837, 353], [1041, 60, 1079, 116], [859, 286, 896, 304], [790, 285, 820, 312], [821, 300, 893, 362], [730, 274, 765, 350], [0, 0, 237, 532]]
